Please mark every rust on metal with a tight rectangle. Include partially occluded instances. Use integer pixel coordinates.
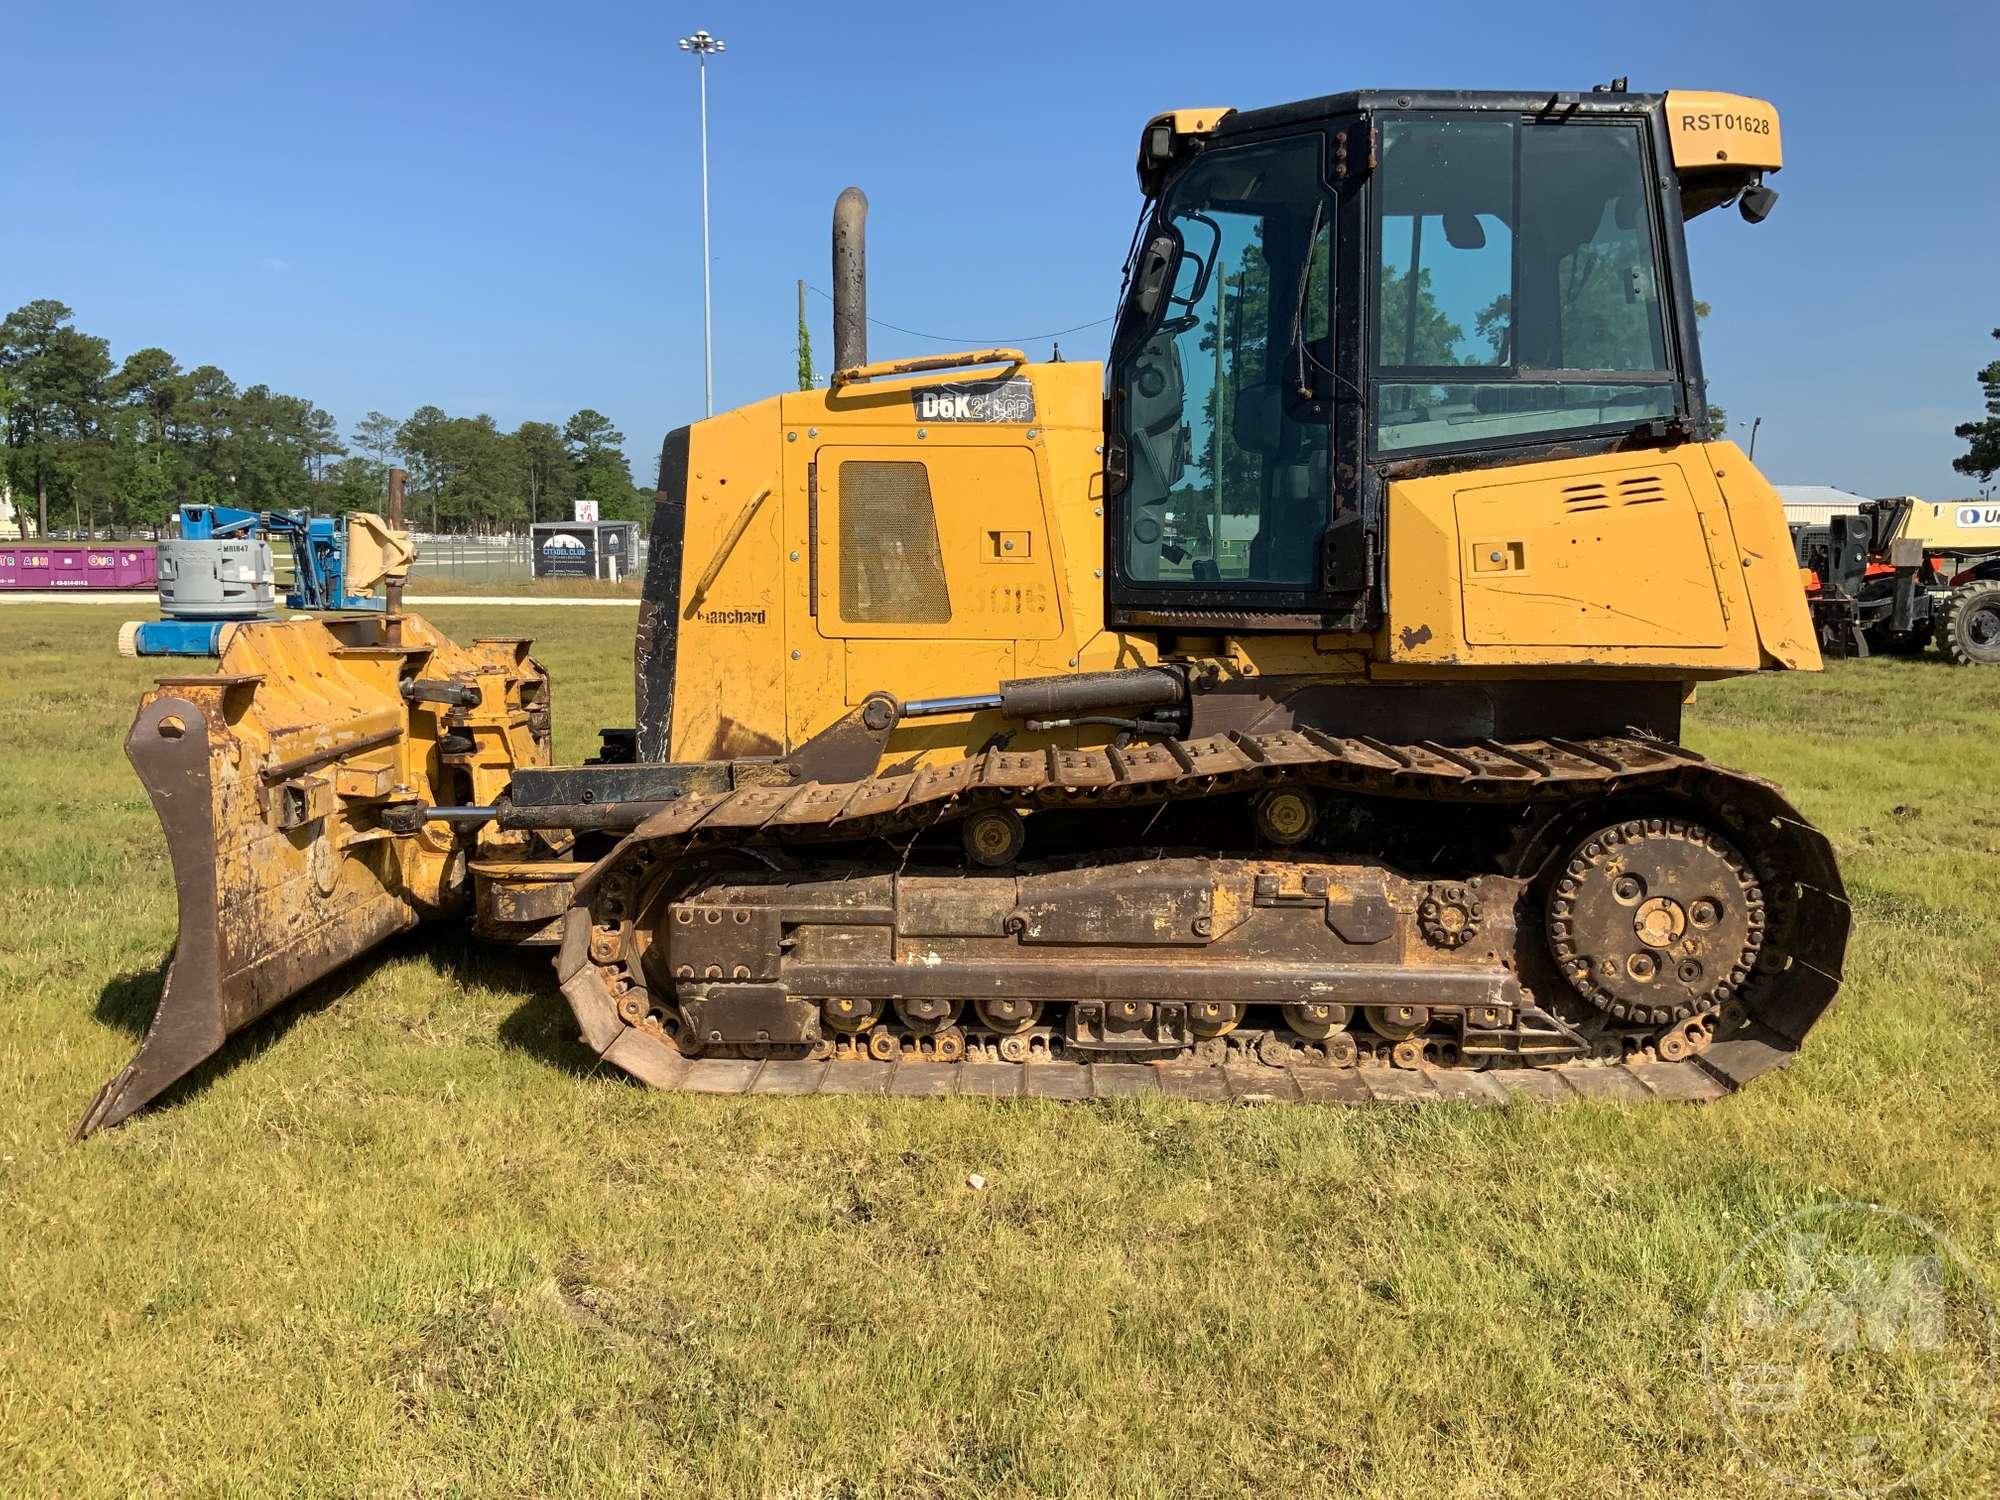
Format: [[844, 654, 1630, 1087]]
[[77, 613, 553, 1138], [258, 725, 405, 784], [830, 349, 1029, 389]]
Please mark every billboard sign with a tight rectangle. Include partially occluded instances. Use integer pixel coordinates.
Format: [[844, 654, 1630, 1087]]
[[535, 528, 596, 578]]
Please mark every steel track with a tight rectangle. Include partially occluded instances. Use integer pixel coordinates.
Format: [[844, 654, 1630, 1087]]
[[559, 729, 1849, 1103]]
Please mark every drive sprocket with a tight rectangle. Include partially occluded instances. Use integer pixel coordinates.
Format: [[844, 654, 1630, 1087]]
[[1545, 818, 1764, 1026]]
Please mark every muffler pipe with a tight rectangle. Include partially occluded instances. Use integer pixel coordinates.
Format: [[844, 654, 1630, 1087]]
[[832, 186, 868, 373], [901, 668, 1190, 721]]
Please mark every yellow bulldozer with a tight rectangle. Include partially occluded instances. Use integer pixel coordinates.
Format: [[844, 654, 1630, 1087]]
[[80, 83, 1847, 1136]]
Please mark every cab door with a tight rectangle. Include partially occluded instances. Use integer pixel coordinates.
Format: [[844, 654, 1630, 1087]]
[[810, 443, 1063, 713]]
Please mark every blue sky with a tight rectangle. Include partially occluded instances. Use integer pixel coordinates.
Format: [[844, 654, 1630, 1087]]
[[7, 0, 1995, 499]]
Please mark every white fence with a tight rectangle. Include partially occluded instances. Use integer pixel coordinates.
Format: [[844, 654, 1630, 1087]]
[[407, 533, 651, 584]]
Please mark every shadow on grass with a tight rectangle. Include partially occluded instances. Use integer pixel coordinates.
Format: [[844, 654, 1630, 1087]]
[[379, 929, 618, 1080], [426, 932, 614, 1081], [82, 927, 621, 1135], [93, 965, 166, 1037]]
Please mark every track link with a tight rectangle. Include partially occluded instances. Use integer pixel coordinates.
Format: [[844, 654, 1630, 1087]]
[[558, 730, 1848, 1104]]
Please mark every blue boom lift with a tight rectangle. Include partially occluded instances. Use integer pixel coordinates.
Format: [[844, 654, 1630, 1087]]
[[118, 504, 412, 657]]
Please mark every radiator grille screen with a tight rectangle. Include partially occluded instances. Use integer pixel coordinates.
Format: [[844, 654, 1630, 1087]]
[[838, 460, 951, 623]]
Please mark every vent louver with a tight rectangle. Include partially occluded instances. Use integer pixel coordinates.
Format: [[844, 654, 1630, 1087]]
[[1617, 474, 1669, 507], [1559, 475, 1669, 513], [1561, 481, 1611, 513]]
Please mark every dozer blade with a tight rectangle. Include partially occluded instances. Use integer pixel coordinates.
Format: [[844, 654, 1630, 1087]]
[[78, 613, 550, 1137]]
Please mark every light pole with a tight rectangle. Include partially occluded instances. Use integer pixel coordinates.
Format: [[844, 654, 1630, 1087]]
[[678, 28, 725, 417], [1743, 415, 1762, 461]]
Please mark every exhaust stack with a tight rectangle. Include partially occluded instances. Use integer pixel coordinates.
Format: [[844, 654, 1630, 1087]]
[[832, 186, 868, 372]]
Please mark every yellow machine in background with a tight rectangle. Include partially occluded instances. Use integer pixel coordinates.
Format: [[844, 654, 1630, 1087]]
[[1885, 496, 2000, 554], [82, 83, 1847, 1135], [1801, 493, 2000, 663]]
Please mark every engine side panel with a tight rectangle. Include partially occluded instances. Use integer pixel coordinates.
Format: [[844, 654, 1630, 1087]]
[[648, 362, 1150, 769], [1380, 443, 1820, 675], [1706, 440, 1821, 669], [655, 396, 792, 762]]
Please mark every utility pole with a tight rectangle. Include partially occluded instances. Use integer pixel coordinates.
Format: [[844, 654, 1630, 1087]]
[[385, 466, 406, 643], [679, 29, 726, 417]]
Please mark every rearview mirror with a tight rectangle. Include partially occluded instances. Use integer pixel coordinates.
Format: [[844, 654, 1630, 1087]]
[[1134, 234, 1177, 318], [1443, 210, 1485, 250], [1738, 181, 1779, 224]]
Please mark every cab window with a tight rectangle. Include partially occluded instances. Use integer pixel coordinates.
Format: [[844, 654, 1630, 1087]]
[[1373, 116, 1676, 453], [1114, 133, 1331, 588]]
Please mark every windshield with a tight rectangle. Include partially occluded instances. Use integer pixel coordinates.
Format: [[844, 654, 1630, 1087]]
[[1372, 116, 1676, 453], [1113, 134, 1330, 589]]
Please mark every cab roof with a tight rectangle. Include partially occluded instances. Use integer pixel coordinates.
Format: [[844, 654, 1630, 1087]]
[[1140, 89, 1780, 204]]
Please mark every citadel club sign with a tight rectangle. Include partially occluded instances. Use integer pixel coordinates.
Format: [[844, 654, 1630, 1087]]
[[529, 520, 638, 581], [537, 529, 595, 577]]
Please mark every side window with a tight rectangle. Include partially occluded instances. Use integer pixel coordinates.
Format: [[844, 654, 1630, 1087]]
[[1376, 118, 1514, 368], [1372, 116, 1676, 454], [838, 460, 950, 623], [1522, 125, 1665, 372]]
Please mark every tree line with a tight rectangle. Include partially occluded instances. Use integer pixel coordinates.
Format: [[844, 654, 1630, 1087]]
[[0, 299, 652, 538]]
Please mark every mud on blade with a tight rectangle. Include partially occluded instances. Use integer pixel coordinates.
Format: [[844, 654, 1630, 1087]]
[[78, 614, 551, 1138]]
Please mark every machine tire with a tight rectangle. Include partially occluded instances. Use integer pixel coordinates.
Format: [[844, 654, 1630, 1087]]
[[1934, 583, 2000, 666]]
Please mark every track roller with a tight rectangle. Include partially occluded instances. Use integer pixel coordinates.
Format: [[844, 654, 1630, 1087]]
[[893, 997, 962, 1034], [823, 996, 883, 1033], [975, 997, 1041, 1034]]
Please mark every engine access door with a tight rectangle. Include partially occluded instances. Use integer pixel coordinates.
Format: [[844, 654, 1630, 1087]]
[[811, 444, 1063, 707]]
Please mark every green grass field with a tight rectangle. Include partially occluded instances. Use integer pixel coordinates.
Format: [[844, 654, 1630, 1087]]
[[403, 576, 644, 598], [2, 602, 1997, 1497]]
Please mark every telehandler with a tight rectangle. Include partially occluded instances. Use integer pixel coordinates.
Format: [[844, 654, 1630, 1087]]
[[1797, 495, 2000, 663], [81, 83, 1846, 1135]]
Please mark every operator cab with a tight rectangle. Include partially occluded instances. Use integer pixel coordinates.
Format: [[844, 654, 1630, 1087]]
[[1104, 88, 1778, 633]]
